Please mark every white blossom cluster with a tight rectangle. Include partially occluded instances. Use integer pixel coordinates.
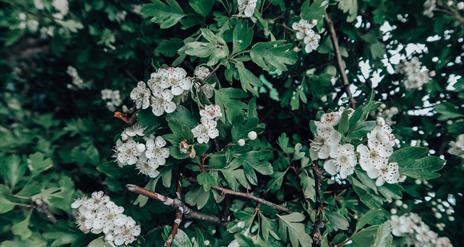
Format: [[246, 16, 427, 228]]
[[52, 0, 69, 19], [18, 13, 39, 32], [292, 19, 321, 53], [113, 124, 169, 178], [397, 57, 431, 90], [390, 213, 452, 247], [378, 105, 399, 124], [66, 66, 85, 89], [310, 109, 401, 186], [423, 0, 437, 17], [448, 134, 464, 159], [71, 191, 141, 246], [192, 105, 222, 144], [237, 0, 257, 18], [130, 67, 192, 116], [101, 89, 123, 112]]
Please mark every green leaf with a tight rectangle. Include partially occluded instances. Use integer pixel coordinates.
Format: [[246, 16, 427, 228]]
[[87, 237, 113, 247], [299, 172, 315, 201], [12, 213, 32, 240], [301, 0, 329, 27], [373, 221, 393, 247], [337, 0, 358, 22], [326, 212, 349, 231], [1, 155, 26, 190], [266, 171, 287, 192], [398, 156, 445, 180], [0, 196, 16, 214], [355, 209, 386, 232], [27, 152, 53, 176], [435, 102, 464, 120], [250, 41, 297, 72], [337, 110, 350, 135], [142, 0, 185, 28], [197, 172, 217, 191], [277, 213, 312, 247], [185, 187, 210, 209], [215, 88, 248, 124], [233, 20, 254, 54], [389, 146, 428, 163], [189, 0, 214, 17], [235, 61, 262, 95]]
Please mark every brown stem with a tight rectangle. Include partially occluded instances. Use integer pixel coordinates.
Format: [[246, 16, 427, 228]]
[[324, 14, 356, 108], [33, 198, 57, 224], [211, 186, 290, 213], [165, 182, 183, 247], [126, 184, 222, 224], [311, 164, 324, 247]]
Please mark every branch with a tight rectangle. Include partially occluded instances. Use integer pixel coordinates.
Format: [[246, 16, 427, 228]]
[[211, 185, 291, 213], [324, 14, 356, 108], [165, 181, 183, 247], [33, 198, 57, 224], [311, 165, 324, 247], [126, 184, 222, 224]]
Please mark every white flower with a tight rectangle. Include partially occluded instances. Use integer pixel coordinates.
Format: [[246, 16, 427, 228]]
[[200, 104, 222, 120], [247, 131, 257, 140], [367, 122, 395, 153], [397, 58, 430, 90], [304, 30, 321, 53], [448, 134, 464, 159], [52, 0, 69, 16], [292, 19, 316, 40], [237, 0, 257, 18], [192, 122, 219, 144], [151, 90, 177, 116], [423, 0, 436, 17], [34, 0, 45, 9], [114, 139, 140, 166], [200, 83, 215, 99], [194, 66, 210, 80], [130, 81, 151, 109], [72, 192, 140, 246], [458, 2, 464, 10], [135, 155, 160, 178], [67, 66, 85, 89], [123, 123, 145, 137], [375, 162, 400, 186], [323, 144, 357, 179], [320, 111, 342, 126], [144, 136, 170, 165], [356, 144, 389, 178], [310, 122, 341, 160]]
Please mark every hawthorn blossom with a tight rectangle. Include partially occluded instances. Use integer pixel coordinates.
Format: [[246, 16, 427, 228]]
[[52, 0, 69, 18], [356, 144, 389, 178], [135, 155, 160, 178], [423, 0, 437, 17], [114, 139, 140, 166], [144, 136, 169, 166], [248, 131, 257, 140], [397, 57, 430, 90], [153, 67, 191, 96], [310, 122, 341, 160], [375, 162, 400, 186], [123, 123, 145, 137], [292, 19, 320, 53], [448, 134, 464, 159], [151, 90, 177, 116], [237, 0, 257, 18], [323, 144, 357, 179], [192, 120, 219, 144], [390, 213, 452, 247], [194, 66, 210, 80], [130, 81, 151, 109], [71, 192, 141, 246], [200, 104, 222, 120]]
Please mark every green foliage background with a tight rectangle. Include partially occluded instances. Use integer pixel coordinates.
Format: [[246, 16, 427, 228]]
[[0, 0, 463, 246]]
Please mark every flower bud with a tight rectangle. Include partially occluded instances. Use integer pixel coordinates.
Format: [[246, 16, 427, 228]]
[[248, 131, 257, 140], [237, 139, 246, 146], [136, 143, 146, 153]]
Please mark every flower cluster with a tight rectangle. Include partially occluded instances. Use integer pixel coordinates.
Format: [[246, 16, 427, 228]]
[[237, 0, 257, 18], [397, 57, 431, 90], [292, 19, 320, 53], [66, 66, 85, 89], [101, 89, 122, 112], [448, 134, 464, 159], [310, 109, 356, 179], [114, 124, 169, 178], [390, 213, 452, 247], [191, 105, 222, 144], [378, 105, 399, 124], [71, 191, 141, 246], [423, 0, 437, 17], [18, 13, 39, 32], [130, 67, 192, 116], [358, 117, 400, 186], [311, 109, 401, 186]]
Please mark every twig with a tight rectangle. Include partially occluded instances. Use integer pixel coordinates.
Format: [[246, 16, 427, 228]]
[[211, 186, 290, 213], [324, 14, 356, 108], [311, 164, 324, 247], [33, 198, 57, 224], [114, 111, 137, 125], [126, 184, 222, 224], [165, 181, 183, 247]]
